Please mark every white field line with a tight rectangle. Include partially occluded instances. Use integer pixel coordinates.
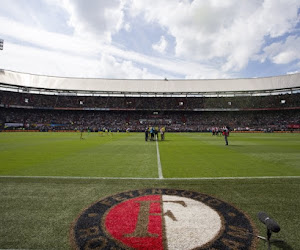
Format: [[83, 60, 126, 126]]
[[0, 175, 300, 180], [156, 140, 164, 179]]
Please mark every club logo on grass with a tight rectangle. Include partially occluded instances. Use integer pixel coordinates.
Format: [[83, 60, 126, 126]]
[[70, 189, 257, 249]]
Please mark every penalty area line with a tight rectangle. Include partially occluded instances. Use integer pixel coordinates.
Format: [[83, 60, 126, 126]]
[[156, 140, 164, 179], [0, 176, 299, 180]]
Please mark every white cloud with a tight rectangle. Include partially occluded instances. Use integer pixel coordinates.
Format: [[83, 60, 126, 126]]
[[104, 45, 227, 79], [273, 51, 296, 64], [287, 70, 300, 74], [0, 13, 224, 79], [98, 53, 160, 79], [152, 36, 168, 54], [0, 41, 163, 79], [1, 0, 299, 79], [0, 42, 100, 77], [128, 0, 300, 71], [60, 0, 126, 42], [262, 36, 300, 64], [124, 22, 131, 32], [0, 16, 101, 57]]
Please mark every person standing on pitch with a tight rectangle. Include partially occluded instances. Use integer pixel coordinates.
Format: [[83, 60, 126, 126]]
[[145, 127, 149, 141], [80, 127, 84, 140], [160, 127, 164, 141], [222, 126, 229, 145], [150, 127, 154, 141]]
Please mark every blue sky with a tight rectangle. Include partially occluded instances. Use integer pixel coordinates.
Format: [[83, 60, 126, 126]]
[[0, 0, 300, 79]]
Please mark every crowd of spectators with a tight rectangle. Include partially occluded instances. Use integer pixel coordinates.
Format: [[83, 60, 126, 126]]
[[1, 90, 299, 132], [1, 108, 299, 132], [1, 90, 299, 110]]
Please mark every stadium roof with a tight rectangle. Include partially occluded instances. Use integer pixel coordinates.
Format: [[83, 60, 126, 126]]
[[0, 69, 300, 96]]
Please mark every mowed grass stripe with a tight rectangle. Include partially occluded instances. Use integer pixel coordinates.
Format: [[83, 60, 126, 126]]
[[0, 132, 158, 178], [1, 175, 300, 180], [210, 133, 300, 174], [158, 133, 300, 178], [1, 132, 300, 178], [227, 133, 300, 172]]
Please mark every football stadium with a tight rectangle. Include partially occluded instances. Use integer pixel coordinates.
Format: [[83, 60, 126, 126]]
[[0, 69, 300, 249], [1, 1, 300, 249]]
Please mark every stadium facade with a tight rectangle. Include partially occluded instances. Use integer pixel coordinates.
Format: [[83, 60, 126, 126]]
[[0, 69, 300, 132], [1, 69, 300, 96]]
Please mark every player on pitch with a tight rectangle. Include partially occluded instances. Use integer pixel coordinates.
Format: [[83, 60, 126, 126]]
[[222, 126, 230, 145], [80, 128, 84, 140]]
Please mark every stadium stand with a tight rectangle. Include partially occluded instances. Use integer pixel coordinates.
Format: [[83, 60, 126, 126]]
[[0, 70, 300, 132]]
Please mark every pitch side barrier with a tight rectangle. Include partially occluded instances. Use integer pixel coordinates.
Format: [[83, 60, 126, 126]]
[[231, 131, 264, 133], [1, 103, 300, 112], [0, 129, 138, 132], [2, 130, 40, 132], [231, 131, 300, 133], [2, 130, 300, 133], [2, 130, 76, 132], [274, 130, 300, 133]]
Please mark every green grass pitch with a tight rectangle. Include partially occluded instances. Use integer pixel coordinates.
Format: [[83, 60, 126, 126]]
[[0, 132, 300, 249]]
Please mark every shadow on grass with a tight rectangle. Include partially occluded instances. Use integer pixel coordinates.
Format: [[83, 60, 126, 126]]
[[271, 240, 294, 250], [259, 239, 294, 250]]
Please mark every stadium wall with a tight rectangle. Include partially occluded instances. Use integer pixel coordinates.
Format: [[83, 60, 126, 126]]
[[1, 69, 300, 94]]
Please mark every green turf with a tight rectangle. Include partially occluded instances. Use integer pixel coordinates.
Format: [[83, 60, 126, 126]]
[[1, 132, 300, 178], [0, 132, 157, 177], [0, 177, 299, 249], [160, 133, 300, 178], [0, 132, 300, 249]]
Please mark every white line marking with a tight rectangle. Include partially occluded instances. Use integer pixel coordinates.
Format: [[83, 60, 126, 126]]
[[167, 176, 300, 180], [156, 140, 164, 179], [0, 176, 159, 180], [0, 175, 299, 180]]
